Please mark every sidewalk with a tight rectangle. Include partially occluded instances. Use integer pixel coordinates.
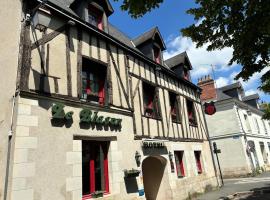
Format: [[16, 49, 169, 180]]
[[197, 172, 270, 200]]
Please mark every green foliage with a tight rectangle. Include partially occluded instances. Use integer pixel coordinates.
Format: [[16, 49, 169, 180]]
[[115, 0, 270, 118], [113, 0, 164, 18], [181, 0, 270, 85], [262, 103, 270, 119]]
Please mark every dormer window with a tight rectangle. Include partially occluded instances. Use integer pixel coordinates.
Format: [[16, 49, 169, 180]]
[[88, 5, 103, 30], [154, 46, 161, 64], [183, 68, 189, 80]]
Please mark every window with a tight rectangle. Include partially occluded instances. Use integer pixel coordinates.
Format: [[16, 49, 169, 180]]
[[194, 151, 202, 174], [143, 82, 160, 119], [81, 59, 106, 106], [153, 46, 161, 64], [88, 5, 103, 30], [186, 99, 197, 126], [254, 118, 260, 133], [183, 68, 189, 80], [174, 151, 185, 178], [259, 142, 267, 164], [244, 114, 251, 132], [263, 120, 267, 134], [169, 92, 181, 123], [82, 141, 109, 198]]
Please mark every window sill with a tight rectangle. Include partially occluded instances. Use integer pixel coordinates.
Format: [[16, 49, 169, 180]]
[[172, 120, 182, 124], [143, 115, 162, 121], [189, 123, 198, 127]]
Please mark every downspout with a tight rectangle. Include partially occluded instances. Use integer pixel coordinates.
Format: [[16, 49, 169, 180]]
[[200, 102, 220, 187], [3, 89, 19, 200]]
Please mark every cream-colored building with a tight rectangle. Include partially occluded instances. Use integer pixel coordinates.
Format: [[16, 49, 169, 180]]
[[198, 77, 270, 178], [0, 0, 218, 200]]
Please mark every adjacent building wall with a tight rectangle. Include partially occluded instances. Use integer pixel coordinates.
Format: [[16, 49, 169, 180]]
[[0, 0, 22, 199]]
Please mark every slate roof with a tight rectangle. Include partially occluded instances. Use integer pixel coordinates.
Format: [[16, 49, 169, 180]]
[[107, 23, 141, 53], [218, 82, 243, 92], [132, 27, 166, 50], [164, 52, 192, 70], [242, 93, 260, 101], [47, 0, 78, 17]]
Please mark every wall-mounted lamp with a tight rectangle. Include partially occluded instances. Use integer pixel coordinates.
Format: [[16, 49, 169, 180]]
[[32, 7, 52, 31], [135, 151, 141, 167], [247, 109, 252, 116]]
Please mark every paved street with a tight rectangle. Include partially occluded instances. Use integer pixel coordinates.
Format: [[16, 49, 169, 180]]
[[197, 172, 270, 200]]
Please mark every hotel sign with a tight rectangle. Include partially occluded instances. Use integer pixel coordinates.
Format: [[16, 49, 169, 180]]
[[51, 103, 122, 127], [142, 140, 165, 148]]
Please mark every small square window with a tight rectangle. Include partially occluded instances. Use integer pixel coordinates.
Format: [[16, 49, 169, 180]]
[[186, 99, 197, 126], [143, 82, 160, 119], [88, 5, 103, 30]]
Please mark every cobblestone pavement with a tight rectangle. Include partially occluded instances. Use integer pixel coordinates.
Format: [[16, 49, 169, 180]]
[[197, 172, 270, 200]]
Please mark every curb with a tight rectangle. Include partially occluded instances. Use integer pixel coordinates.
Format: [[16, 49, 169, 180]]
[[218, 189, 270, 200]]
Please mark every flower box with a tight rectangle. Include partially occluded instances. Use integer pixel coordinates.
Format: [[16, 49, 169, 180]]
[[124, 169, 140, 178], [91, 191, 104, 198]]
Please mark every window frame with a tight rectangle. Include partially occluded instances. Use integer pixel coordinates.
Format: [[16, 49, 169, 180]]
[[88, 4, 103, 30], [82, 141, 110, 199], [174, 151, 185, 178], [169, 92, 181, 123], [194, 151, 203, 174], [142, 82, 161, 119], [186, 99, 197, 126], [81, 58, 107, 106]]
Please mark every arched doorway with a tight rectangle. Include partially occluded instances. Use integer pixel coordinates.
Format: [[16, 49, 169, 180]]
[[142, 156, 168, 200]]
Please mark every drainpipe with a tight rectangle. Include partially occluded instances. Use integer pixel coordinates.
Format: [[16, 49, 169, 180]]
[[200, 103, 220, 187], [3, 89, 19, 200]]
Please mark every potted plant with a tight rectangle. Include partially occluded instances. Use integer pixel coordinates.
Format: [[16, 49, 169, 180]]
[[124, 169, 140, 178], [91, 191, 104, 198]]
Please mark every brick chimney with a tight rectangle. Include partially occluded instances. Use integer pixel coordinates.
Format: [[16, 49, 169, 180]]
[[197, 75, 217, 101]]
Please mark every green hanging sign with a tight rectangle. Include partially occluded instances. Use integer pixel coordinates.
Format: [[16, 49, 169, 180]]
[[51, 103, 122, 127]]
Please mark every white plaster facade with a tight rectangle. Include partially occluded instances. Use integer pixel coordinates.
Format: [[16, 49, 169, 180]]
[[206, 98, 270, 178]]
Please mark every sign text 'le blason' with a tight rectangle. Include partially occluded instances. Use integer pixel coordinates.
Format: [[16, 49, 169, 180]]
[[51, 103, 122, 127]]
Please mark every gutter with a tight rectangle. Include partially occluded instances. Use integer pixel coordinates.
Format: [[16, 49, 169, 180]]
[[35, 0, 202, 92]]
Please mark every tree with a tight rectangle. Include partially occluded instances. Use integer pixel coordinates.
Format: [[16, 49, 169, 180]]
[[113, 0, 164, 18], [115, 0, 270, 118]]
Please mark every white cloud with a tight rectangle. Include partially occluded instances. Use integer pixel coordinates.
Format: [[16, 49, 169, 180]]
[[215, 77, 230, 88], [164, 35, 236, 79]]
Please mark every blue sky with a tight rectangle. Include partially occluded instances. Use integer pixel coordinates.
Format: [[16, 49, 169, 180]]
[[109, 0, 269, 102]]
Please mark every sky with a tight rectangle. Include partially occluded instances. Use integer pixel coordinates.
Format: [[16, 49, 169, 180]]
[[109, 0, 269, 102]]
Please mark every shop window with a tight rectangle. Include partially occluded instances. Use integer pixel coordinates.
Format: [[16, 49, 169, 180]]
[[169, 92, 181, 123], [88, 5, 103, 30], [154, 46, 161, 64], [81, 58, 106, 106], [143, 82, 160, 119], [194, 151, 202, 174], [82, 141, 109, 198], [186, 99, 197, 126], [183, 68, 189, 80], [174, 151, 185, 178]]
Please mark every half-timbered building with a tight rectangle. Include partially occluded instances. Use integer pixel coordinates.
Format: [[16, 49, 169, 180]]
[[0, 0, 218, 200]]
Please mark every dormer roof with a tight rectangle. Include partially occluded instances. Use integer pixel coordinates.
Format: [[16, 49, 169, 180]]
[[70, 0, 114, 16], [218, 82, 243, 92], [164, 52, 192, 70], [132, 27, 166, 50], [242, 93, 260, 101]]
